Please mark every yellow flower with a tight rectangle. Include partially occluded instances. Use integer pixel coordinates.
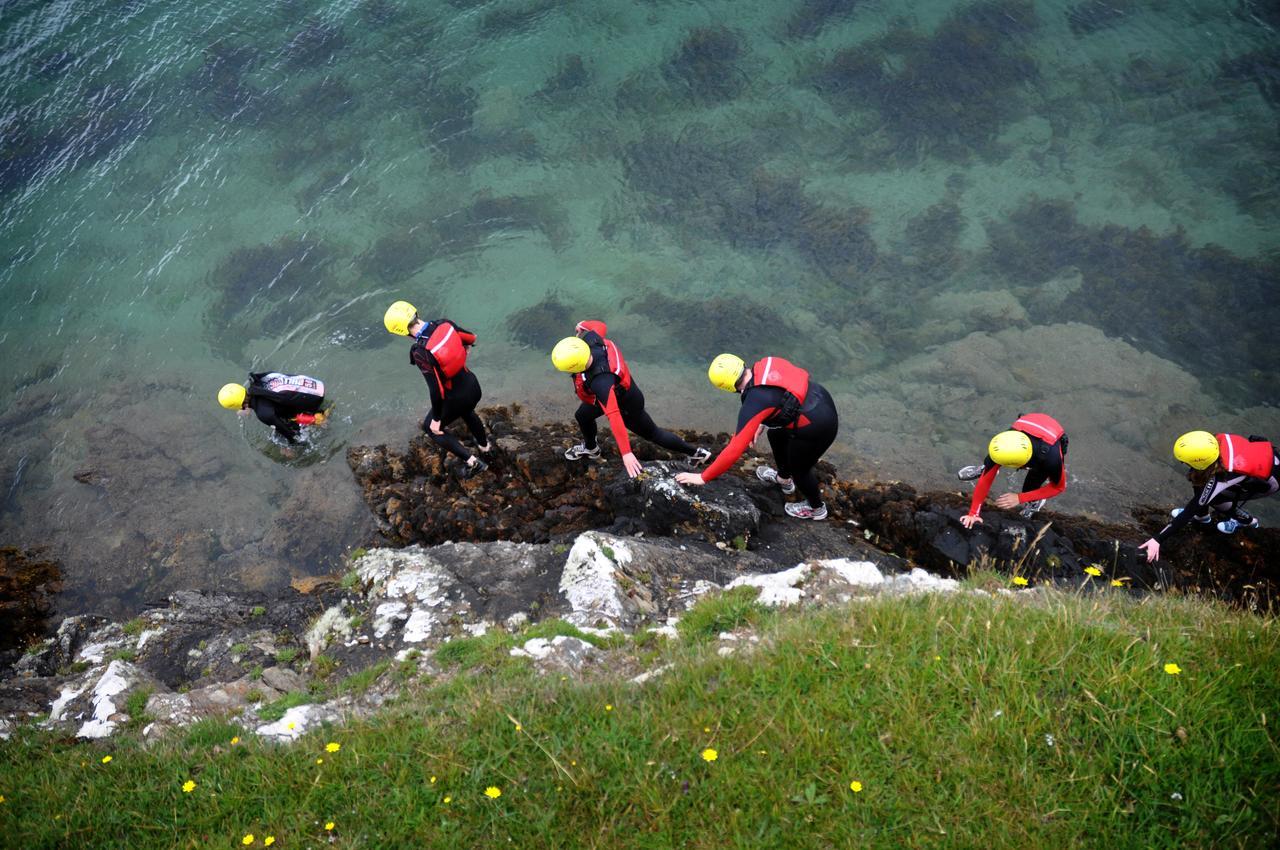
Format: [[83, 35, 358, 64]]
[[485, 786, 502, 799], [264, 838, 275, 847], [442, 796, 452, 804], [0, 795, 5, 803], [1012, 576, 1029, 587], [514, 724, 522, 732], [242, 835, 255, 846], [934, 655, 941, 661], [230, 736, 240, 745], [1084, 566, 1102, 577], [1111, 577, 1131, 587], [701, 748, 718, 762], [703, 726, 710, 733], [325, 822, 335, 831], [316, 758, 324, 765], [430, 776, 437, 784], [286, 722, 296, 731], [605, 704, 613, 712], [325, 742, 340, 753], [182, 780, 196, 793], [850, 780, 863, 793], [1164, 663, 1182, 675], [101, 755, 112, 764]]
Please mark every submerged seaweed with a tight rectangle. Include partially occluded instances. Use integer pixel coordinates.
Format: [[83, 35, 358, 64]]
[[281, 20, 347, 69], [436, 193, 571, 253], [360, 228, 439, 284], [785, 0, 862, 40], [663, 26, 748, 105], [1066, 1, 1130, 37], [985, 199, 1280, 400], [537, 55, 591, 101], [208, 237, 333, 324], [479, 1, 558, 39], [809, 0, 1040, 163], [1220, 46, 1280, 108], [507, 295, 575, 350]]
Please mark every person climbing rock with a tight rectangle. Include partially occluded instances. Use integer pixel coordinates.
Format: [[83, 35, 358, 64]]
[[1139, 430, 1278, 562], [551, 320, 711, 479], [957, 414, 1068, 529], [218, 372, 327, 449], [675, 353, 838, 520], [384, 300, 490, 479]]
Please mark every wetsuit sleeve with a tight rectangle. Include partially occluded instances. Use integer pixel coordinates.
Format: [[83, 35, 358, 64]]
[[447, 320, 477, 346], [967, 462, 999, 516], [254, 400, 302, 444], [588, 373, 632, 456], [1152, 474, 1244, 543], [701, 396, 776, 482]]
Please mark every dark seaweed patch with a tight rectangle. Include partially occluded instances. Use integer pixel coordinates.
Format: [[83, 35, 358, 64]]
[[190, 40, 274, 125], [785, 0, 862, 41], [537, 55, 591, 100], [1066, 1, 1130, 36], [272, 130, 363, 181], [506, 295, 575, 350], [359, 0, 402, 26], [662, 26, 748, 104], [631, 291, 802, 363], [360, 228, 439, 284], [902, 200, 966, 283], [281, 20, 347, 69], [1120, 56, 1186, 98], [0, 120, 65, 196], [984, 198, 1280, 401], [623, 131, 876, 281], [291, 76, 358, 122], [32, 49, 76, 81], [479, 1, 557, 39], [436, 193, 571, 252], [808, 0, 1040, 163], [1220, 47, 1280, 108], [208, 237, 333, 324]]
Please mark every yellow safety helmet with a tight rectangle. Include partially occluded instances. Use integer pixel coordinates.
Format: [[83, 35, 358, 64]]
[[218, 383, 247, 410], [988, 430, 1033, 468], [383, 300, 418, 336], [708, 353, 746, 392], [551, 337, 591, 373], [1173, 430, 1219, 469]]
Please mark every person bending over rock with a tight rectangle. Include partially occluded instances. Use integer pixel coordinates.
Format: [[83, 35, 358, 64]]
[[675, 353, 838, 521], [383, 300, 490, 479], [957, 413, 1069, 528], [551, 320, 711, 479], [1139, 430, 1278, 562], [218, 372, 327, 450]]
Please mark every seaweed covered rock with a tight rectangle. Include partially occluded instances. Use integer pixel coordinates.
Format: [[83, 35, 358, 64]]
[[0, 547, 63, 655]]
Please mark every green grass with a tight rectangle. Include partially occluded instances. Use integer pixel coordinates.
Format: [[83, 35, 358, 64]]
[[676, 585, 772, 642], [2, 591, 1277, 848], [256, 691, 313, 723]]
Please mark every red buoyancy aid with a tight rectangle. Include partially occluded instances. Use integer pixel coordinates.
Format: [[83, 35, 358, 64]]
[[751, 357, 809, 404], [424, 322, 468, 384], [575, 319, 607, 337], [574, 338, 632, 405], [1012, 413, 1064, 444], [1216, 433, 1276, 479]]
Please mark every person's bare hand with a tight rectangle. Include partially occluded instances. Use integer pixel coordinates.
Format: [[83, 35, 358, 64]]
[[751, 424, 766, 448], [622, 452, 643, 478], [960, 513, 982, 529], [1138, 539, 1160, 562], [995, 493, 1020, 510], [429, 419, 444, 435], [674, 472, 705, 486]]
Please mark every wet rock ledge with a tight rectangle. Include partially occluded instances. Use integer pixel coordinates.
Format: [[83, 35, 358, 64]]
[[1, 405, 1274, 743]]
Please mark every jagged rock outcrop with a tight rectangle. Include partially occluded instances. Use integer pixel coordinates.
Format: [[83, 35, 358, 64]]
[[0, 547, 63, 656]]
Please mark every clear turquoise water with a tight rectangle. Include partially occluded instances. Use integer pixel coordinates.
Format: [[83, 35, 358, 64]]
[[2, 0, 1277, 614]]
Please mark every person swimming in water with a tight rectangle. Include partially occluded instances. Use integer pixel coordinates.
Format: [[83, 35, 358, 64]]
[[218, 372, 328, 452]]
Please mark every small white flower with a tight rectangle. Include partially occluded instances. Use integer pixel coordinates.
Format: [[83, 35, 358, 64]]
[[1044, 733, 1055, 747], [1170, 792, 1183, 801], [992, 710, 1003, 719]]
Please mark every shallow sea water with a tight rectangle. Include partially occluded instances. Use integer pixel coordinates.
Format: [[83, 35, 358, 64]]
[[1, 0, 1277, 615]]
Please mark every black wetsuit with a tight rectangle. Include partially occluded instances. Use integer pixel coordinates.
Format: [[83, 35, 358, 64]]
[[703, 379, 839, 509], [1154, 440, 1279, 543], [574, 331, 697, 458], [410, 319, 488, 460], [246, 372, 324, 445]]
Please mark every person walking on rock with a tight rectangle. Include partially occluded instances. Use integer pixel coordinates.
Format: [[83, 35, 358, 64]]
[[551, 320, 711, 479], [675, 353, 838, 521], [958, 413, 1068, 528], [384, 300, 490, 479], [218, 371, 327, 448], [1139, 430, 1278, 562]]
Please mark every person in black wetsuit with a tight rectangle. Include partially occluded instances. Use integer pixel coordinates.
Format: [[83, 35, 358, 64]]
[[957, 414, 1069, 528], [550, 321, 711, 479], [1139, 430, 1279, 562], [675, 353, 839, 521], [384, 300, 490, 478], [218, 372, 327, 449]]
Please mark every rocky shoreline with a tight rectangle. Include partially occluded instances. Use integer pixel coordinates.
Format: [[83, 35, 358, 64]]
[[2, 405, 1275, 743]]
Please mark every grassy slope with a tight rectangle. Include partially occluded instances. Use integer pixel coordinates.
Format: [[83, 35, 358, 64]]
[[1, 586, 1277, 849]]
